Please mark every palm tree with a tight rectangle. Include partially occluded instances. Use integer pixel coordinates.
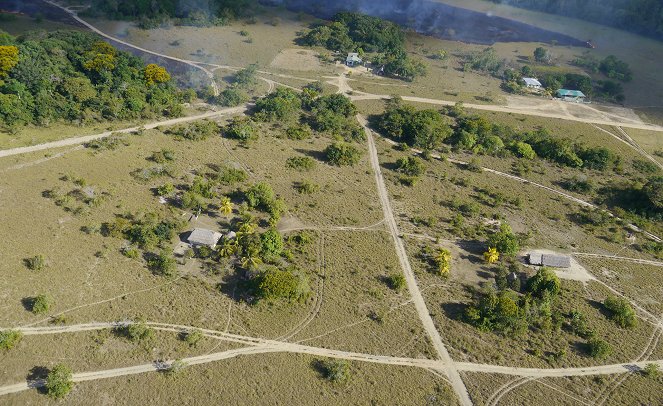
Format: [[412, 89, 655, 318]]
[[434, 248, 451, 277], [220, 197, 233, 216], [240, 254, 263, 269], [218, 238, 238, 258]]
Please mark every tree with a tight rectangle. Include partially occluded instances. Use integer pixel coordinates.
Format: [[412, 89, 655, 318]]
[[487, 224, 520, 257], [0, 45, 19, 78], [182, 329, 203, 347], [318, 359, 351, 384], [643, 176, 663, 210], [220, 196, 233, 216], [46, 364, 74, 399], [533, 47, 550, 63], [251, 266, 310, 302], [233, 64, 258, 87], [25, 254, 46, 270], [603, 296, 637, 329], [254, 87, 302, 121], [224, 117, 257, 143], [587, 338, 612, 359], [395, 156, 425, 177], [512, 142, 536, 159], [260, 228, 284, 261], [525, 267, 561, 298], [386, 273, 406, 292], [0, 330, 22, 350], [31, 294, 51, 314], [433, 248, 451, 277], [147, 251, 177, 278], [83, 41, 117, 73], [120, 320, 154, 342], [484, 247, 499, 264], [163, 359, 188, 376], [642, 363, 660, 379], [324, 142, 362, 166], [143, 63, 171, 85]]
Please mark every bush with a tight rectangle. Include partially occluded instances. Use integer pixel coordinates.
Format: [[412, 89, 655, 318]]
[[25, 254, 46, 271], [150, 149, 175, 163], [0, 330, 22, 350], [233, 63, 258, 87], [119, 320, 154, 342], [386, 273, 406, 292], [525, 267, 561, 298], [254, 87, 302, 121], [163, 359, 188, 376], [642, 363, 660, 379], [147, 251, 177, 278], [245, 182, 275, 210], [587, 338, 612, 359], [157, 183, 176, 196], [251, 266, 310, 302], [31, 294, 51, 314], [318, 359, 351, 384], [286, 124, 312, 140], [295, 180, 320, 195], [215, 166, 247, 185], [487, 224, 520, 258], [223, 117, 257, 143], [512, 141, 536, 159], [324, 142, 362, 166], [603, 296, 637, 329], [286, 156, 315, 171], [395, 156, 425, 177], [182, 329, 204, 347], [167, 120, 218, 141], [562, 176, 594, 193], [46, 364, 74, 399], [215, 88, 245, 107]]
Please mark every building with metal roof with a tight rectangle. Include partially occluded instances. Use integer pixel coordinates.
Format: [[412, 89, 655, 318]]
[[522, 77, 542, 89], [557, 89, 586, 102], [187, 228, 222, 248], [346, 52, 362, 67], [528, 252, 572, 268]]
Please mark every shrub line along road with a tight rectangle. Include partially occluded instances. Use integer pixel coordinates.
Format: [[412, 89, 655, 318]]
[[2, 3, 662, 404]]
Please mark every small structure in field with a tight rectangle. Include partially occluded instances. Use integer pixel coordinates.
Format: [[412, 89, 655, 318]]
[[528, 252, 571, 268], [557, 89, 586, 103], [522, 77, 542, 89], [187, 228, 222, 248], [346, 52, 362, 67]]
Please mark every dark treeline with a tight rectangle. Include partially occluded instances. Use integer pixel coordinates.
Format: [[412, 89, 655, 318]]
[[0, 30, 186, 131], [491, 0, 663, 40], [84, 0, 256, 28]]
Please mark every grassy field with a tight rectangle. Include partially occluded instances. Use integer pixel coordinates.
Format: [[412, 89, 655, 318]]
[[3, 352, 459, 405]]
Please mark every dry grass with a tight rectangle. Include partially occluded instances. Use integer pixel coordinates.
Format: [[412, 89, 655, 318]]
[[4, 352, 458, 405]]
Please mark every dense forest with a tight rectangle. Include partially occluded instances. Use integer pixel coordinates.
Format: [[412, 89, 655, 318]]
[[85, 0, 256, 27], [491, 0, 663, 40], [0, 30, 185, 131]]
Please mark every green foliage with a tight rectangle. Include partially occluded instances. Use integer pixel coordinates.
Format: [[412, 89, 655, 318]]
[[377, 101, 451, 150], [0, 31, 182, 129], [568, 310, 595, 339], [223, 117, 257, 143], [0, 45, 19, 78], [465, 47, 504, 76], [386, 273, 406, 292], [286, 124, 312, 140], [603, 296, 637, 329], [295, 180, 320, 195], [643, 176, 663, 210], [163, 359, 188, 376], [286, 156, 316, 172], [119, 320, 155, 342], [395, 156, 425, 177], [31, 294, 51, 314], [157, 183, 176, 196], [105, 214, 183, 250], [260, 228, 284, 261], [318, 359, 351, 384], [632, 159, 660, 175], [0, 330, 22, 350], [25, 254, 46, 270], [324, 142, 362, 166], [150, 148, 175, 163], [464, 289, 527, 335], [642, 363, 660, 379], [562, 176, 594, 194], [251, 266, 310, 302], [587, 338, 612, 359], [215, 166, 247, 185], [512, 142, 536, 159], [214, 88, 246, 107], [254, 87, 302, 121], [599, 55, 633, 82], [301, 12, 425, 81], [233, 64, 258, 87], [487, 224, 520, 258], [167, 120, 218, 141], [147, 251, 177, 278], [525, 268, 561, 299], [533, 47, 551, 63], [245, 182, 275, 210], [46, 364, 74, 399], [182, 329, 204, 347], [86, 134, 130, 151]]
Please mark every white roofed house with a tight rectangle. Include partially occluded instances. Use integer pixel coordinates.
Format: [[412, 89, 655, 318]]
[[522, 77, 542, 89], [187, 228, 222, 248], [346, 52, 363, 67]]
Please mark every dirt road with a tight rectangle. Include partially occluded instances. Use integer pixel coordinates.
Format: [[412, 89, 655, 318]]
[[0, 106, 246, 159], [359, 115, 473, 406]]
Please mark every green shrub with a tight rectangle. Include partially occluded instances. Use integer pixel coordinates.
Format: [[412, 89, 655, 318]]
[[395, 156, 425, 177], [215, 88, 246, 107], [157, 183, 176, 196], [286, 156, 315, 171], [182, 329, 204, 347], [295, 180, 320, 195], [318, 359, 351, 384], [45, 364, 74, 399], [31, 294, 51, 314], [215, 166, 247, 185], [224, 117, 257, 143], [251, 266, 310, 303], [642, 363, 660, 379], [324, 142, 362, 166], [587, 338, 612, 359], [0, 330, 22, 350], [25, 254, 46, 270], [150, 149, 175, 163], [119, 320, 154, 342], [386, 273, 406, 292], [603, 296, 637, 329], [286, 125, 312, 140], [487, 224, 520, 257], [147, 251, 177, 278], [167, 120, 218, 141]]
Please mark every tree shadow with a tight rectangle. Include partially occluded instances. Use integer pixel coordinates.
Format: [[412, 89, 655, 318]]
[[294, 148, 327, 163], [218, 270, 251, 304], [441, 302, 468, 321], [26, 366, 49, 394], [21, 297, 35, 312]]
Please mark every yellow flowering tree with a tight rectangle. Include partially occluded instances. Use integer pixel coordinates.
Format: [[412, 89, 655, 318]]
[[144, 63, 171, 86], [220, 197, 233, 216], [484, 247, 499, 264], [434, 248, 452, 277], [0, 45, 19, 78]]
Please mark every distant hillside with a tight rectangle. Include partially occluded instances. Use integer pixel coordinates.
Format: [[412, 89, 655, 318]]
[[490, 0, 663, 41], [0, 30, 185, 131]]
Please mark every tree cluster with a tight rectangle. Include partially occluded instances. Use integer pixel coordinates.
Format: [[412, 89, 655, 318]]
[[0, 30, 183, 131], [300, 12, 426, 81], [376, 99, 452, 151]]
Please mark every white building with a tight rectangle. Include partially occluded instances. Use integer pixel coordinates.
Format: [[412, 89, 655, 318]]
[[346, 52, 362, 67], [522, 77, 542, 89], [187, 228, 223, 248]]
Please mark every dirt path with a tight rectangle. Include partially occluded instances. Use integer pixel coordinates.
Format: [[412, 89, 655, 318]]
[[0, 107, 246, 160], [358, 115, 473, 406], [572, 253, 663, 267]]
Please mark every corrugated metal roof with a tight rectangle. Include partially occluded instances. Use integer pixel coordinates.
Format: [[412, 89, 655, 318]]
[[557, 89, 586, 98], [541, 254, 571, 268], [523, 78, 542, 87], [188, 228, 222, 247], [529, 253, 543, 265]]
